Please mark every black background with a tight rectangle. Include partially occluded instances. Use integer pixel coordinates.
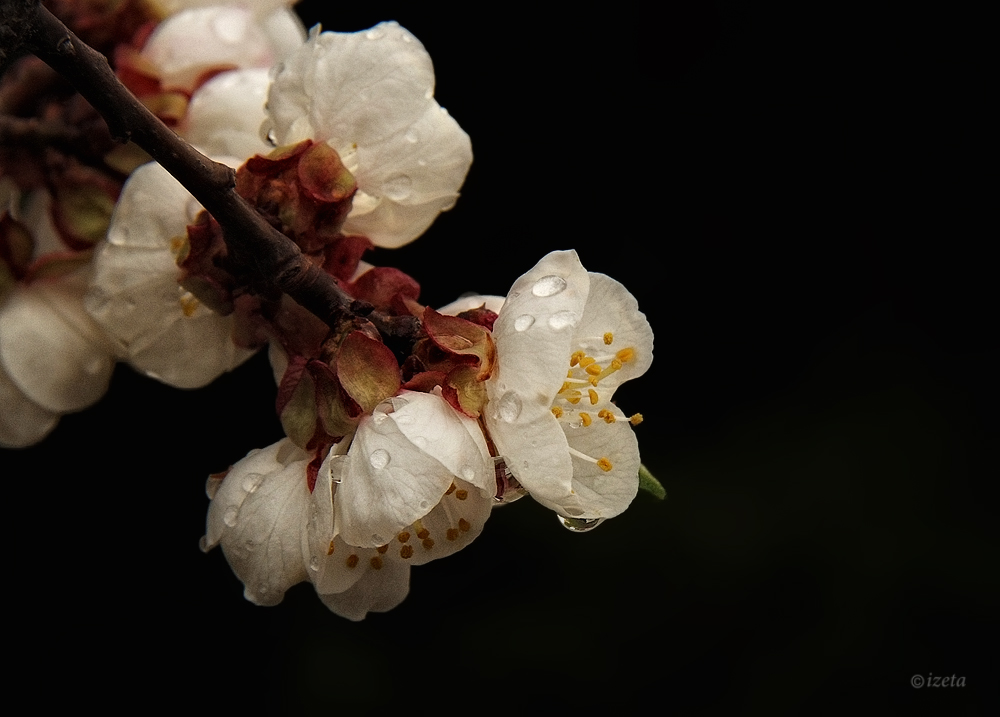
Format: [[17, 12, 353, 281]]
[[4, 2, 994, 713]]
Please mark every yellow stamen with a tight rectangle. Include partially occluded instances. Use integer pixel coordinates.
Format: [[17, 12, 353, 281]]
[[586, 363, 603, 376], [370, 556, 384, 570], [446, 528, 459, 541], [445, 483, 456, 495], [400, 545, 414, 559], [178, 292, 199, 318], [580, 412, 592, 427], [552, 406, 564, 418], [566, 394, 582, 405], [588, 389, 599, 405], [603, 332, 614, 345], [630, 413, 644, 425], [326, 540, 336, 556], [346, 554, 359, 569], [599, 409, 616, 424], [422, 538, 435, 550], [397, 531, 410, 543], [455, 489, 468, 500], [376, 544, 389, 554], [570, 351, 585, 367], [458, 518, 471, 532], [578, 356, 596, 368], [597, 457, 613, 472], [616, 347, 636, 363]]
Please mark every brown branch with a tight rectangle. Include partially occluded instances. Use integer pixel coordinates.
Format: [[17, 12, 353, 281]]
[[4, 1, 420, 342]]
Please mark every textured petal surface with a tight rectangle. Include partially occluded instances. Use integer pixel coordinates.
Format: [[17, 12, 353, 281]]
[[204, 439, 312, 606], [268, 22, 472, 248], [317, 560, 410, 621], [0, 269, 115, 413], [185, 68, 271, 159], [143, 6, 304, 91], [85, 162, 256, 388]]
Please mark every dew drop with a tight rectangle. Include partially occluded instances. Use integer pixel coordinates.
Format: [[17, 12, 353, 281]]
[[405, 128, 419, 143], [531, 275, 567, 297], [383, 175, 412, 201], [497, 391, 522, 423], [513, 314, 535, 332], [558, 515, 605, 533], [309, 556, 320, 572], [265, 129, 277, 147], [366, 28, 384, 40], [241, 472, 263, 493], [372, 533, 386, 545], [223, 506, 238, 527], [412, 435, 428, 449], [548, 310, 579, 330], [369, 449, 391, 469], [461, 466, 476, 481], [419, 500, 429, 510]]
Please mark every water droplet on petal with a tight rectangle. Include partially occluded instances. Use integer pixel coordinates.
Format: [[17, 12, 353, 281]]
[[369, 449, 391, 469], [383, 175, 412, 201], [366, 28, 384, 40], [558, 515, 605, 533], [412, 435, 428, 449], [461, 466, 476, 481], [309, 556, 320, 571], [419, 500, 429, 510], [372, 533, 386, 545], [532, 275, 567, 297], [241, 472, 263, 493], [548, 310, 579, 330], [496, 391, 523, 423], [513, 314, 535, 332], [223, 506, 238, 527], [405, 128, 419, 143]]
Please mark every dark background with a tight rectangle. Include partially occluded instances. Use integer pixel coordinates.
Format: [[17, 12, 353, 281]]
[[5, 2, 994, 713]]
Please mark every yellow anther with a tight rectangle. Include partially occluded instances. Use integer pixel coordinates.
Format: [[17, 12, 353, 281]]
[[416, 528, 430, 540], [603, 332, 614, 345], [580, 412, 592, 427], [445, 483, 456, 495], [579, 356, 596, 368], [179, 292, 199, 318], [616, 347, 636, 363], [346, 554, 359, 569], [629, 413, 644, 425], [446, 528, 459, 541], [327, 540, 336, 556], [567, 369, 574, 378], [570, 351, 585, 367], [559, 381, 574, 394], [599, 409, 616, 424], [588, 389, 599, 405], [566, 394, 582, 405], [397, 531, 410, 543], [376, 544, 389, 554], [370, 556, 383, 570], [552, 406, 564, 418], [611, 358, 623, 370], [586, 363, 603, 376], [400, 544, 414, 559], [455, 489, 468, 501], [422, 538, 435, 550], [458, 518, 471, 532], [589, 377, 600, 387], [597, 457, 614, 472]]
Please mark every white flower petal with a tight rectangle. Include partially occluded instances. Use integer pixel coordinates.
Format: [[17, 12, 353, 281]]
[[0, 363, 58, 448], [86, 162, 256, 388], [404, 478, 492, 567], [574, 272, 654, 394], [0, 270, 115, 413], [437, 294, 505, 316], [204, 439, 312, 606], [268, 22, 472, 248], [185, 68, 272, 159], [143, 6, 303, 92], [317, 560, 410, 621]]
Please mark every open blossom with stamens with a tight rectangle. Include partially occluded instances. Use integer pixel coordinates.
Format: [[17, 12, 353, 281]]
[[86, 21, 471, 389], [202, 391, 493, 619], [481, 250, 653, 520]]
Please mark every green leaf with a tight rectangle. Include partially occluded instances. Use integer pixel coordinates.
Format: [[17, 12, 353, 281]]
[[638, 464, 666, 500]]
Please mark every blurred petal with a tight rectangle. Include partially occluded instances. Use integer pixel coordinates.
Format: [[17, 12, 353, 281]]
[[186, 68, 271, 159]]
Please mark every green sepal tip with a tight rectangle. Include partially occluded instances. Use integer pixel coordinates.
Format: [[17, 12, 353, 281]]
[[638, 464, 666, 500]]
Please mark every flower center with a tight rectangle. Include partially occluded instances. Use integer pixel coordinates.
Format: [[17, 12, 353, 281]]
[[549, 331, 644, 472]]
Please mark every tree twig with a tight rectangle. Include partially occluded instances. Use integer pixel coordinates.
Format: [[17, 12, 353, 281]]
[[2, 1, 420, 342]]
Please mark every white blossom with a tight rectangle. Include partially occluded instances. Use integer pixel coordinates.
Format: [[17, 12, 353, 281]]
[[482, 250, 653, 520], [203, 391, 494, 619]]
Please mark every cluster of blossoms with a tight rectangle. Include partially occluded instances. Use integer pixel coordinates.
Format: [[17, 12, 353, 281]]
[[1, 2, 655, 619]]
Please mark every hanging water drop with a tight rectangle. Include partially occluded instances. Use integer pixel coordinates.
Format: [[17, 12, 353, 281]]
[[496, 391, 522, 423], [369, 449, 391, 469], [309, 556, 320, 572], [242, 472, 263, 493], [384, 175, 412, 201], [548, 310, 579, 330], [531, 275, 567, 297], [223, 506, 238, 527], [514, 314, 535, 332], [558, 515, 605, 533]]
